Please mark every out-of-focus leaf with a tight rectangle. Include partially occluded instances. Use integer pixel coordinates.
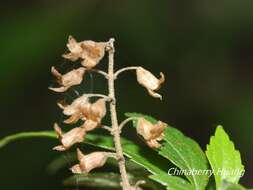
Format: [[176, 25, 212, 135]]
[[206, 126, 245, 189], [0, 131, 56, 148], [46, 152, 76, 175], [125, 112, 209, 190], [0, 130, 169, 178], [64, 173, 122, 189], [150, 174, 194, 190], [206, 177, 216, 190], [64, 172, 162, 190], [220, 180, 247, 190]]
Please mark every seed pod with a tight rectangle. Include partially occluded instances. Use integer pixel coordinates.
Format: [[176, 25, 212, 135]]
[[53, 123, 86, 151], [136, 118, 166, 148], [70, 148, 109, 174], [136, 67, 165, 100], [63, 36, 107, 69], [49, 67, 85, 92]]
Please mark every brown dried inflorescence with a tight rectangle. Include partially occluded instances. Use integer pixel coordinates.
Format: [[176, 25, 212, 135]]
[[50, 37, 167, 189], [136, 118, 166, 148], [136, 67, 165, 100], [49, 67, 85, 92], [63, 36, 107, 69], [70, 148, 109, 174]]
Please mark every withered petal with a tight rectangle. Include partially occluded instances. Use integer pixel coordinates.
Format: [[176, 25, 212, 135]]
[[57, 100, 67, 110], [49, 86, 69, 92], [60, 127, 86, 149], [158, 72, 165, 89], [53, 145, 67, 151], [147, 89, 162, 100], [77, 148, 85, 161], [62, 52, 80, 61], [82, 120, 99, 132], [64, 113, 81, 124], [81, 58, 97, 69], [51, 66, 62, 80], [54, 123, 63, 139], [70, 164, 82, 174], [90, 99, 106, 119], [147, 139, 161, 148]]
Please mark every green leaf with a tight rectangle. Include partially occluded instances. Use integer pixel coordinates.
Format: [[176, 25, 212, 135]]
[[64, 173, 122, 189], [206, 126, 245, 189], [64, 172, 162, 190], [150, 174, 194, 190], [0, 131, 56, 148], [125, 112, 209, 190], [160, 127, 209, 190], [0, 131, 169, 183], [220, 180, 246, 190]]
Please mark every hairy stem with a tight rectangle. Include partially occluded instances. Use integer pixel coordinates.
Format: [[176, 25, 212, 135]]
[[107, 38, 131, 190]]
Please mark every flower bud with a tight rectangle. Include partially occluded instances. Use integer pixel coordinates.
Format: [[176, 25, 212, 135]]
[[136, 67, 165, 100], [70, 148, 109, 174], [53, 123, 86, 151], [49, 67, 85, 92], [136, 118, 166, 148], [63, 36, 106, 69]]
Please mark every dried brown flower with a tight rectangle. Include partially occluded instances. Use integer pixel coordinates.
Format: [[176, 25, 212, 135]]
[[70, 148, 109, 174], [136, 67, 165, 100], [58, 96, 106, 131], [49, 67, 85, 92], [63, 36, 107, 69], [53, 123, 86, 151], [136, 118, 166, 148], [57, 95, 90, 124]]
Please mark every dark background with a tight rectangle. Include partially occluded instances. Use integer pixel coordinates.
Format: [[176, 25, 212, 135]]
[[0, 0, 252, 189]]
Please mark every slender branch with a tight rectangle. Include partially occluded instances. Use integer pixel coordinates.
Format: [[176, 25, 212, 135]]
[[133, 180, 145, 190], [107, 38, 132, 190], [101, 125, 112, 133], [82, 93, 111, 101], [106, 152, 117, 159], [114, 66, 139, 79], [119, 117, 138, 132], [89, 69, 108, 78]]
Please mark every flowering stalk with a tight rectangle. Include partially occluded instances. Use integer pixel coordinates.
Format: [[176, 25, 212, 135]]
[[50, 36, 166, 190], [107, 38, 131, 190]]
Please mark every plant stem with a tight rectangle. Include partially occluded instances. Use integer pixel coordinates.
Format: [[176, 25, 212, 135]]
[[107, 38, 131, 190], [82, 93, 111, 101], [119, 117, 138, 132], [114, 66, 139, 79], [89, 69, 109, 78]]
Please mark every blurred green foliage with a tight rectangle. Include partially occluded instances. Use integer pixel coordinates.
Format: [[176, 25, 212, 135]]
[[0, 0, 253, 189]]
